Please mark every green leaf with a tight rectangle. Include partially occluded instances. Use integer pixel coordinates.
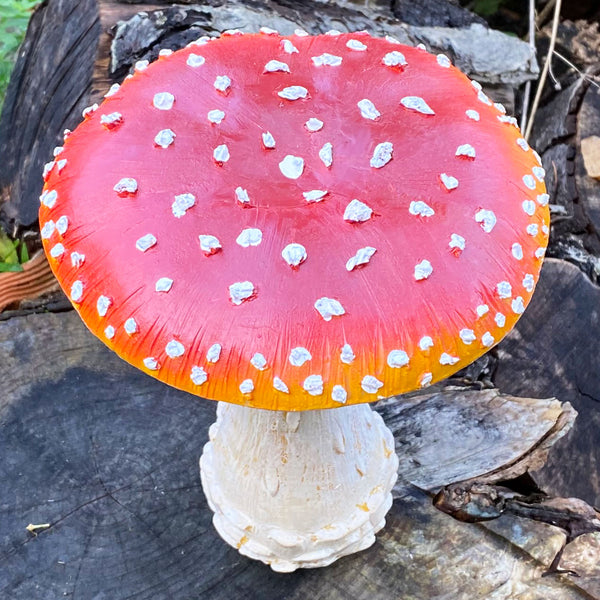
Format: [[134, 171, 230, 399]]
[[19, 240, 29, 263], [0, 262, 24, 272]]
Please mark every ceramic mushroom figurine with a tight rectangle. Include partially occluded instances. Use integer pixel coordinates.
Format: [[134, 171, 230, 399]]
[[39, 30, 549, 572]]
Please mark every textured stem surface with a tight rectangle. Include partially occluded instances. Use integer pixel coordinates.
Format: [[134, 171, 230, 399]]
[[200, 402, 399, 572]]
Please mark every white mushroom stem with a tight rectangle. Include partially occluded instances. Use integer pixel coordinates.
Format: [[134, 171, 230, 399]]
[[200, 402, 399, 572]]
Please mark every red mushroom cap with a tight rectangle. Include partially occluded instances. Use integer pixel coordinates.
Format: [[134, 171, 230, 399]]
[[40, 31, 549, 411]]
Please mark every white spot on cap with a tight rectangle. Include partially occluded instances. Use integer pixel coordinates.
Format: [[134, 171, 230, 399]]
[[533, 166, 546, 181], [347, 39, 367, 51], [409, 201, 435, 217], [191, 366, 208, 386], [199, 234, 221, 255], [282, 243, 307, 267], [414, 259, 433, 281], [401, 96, 435, 115], [516, 138, 529, 151], [104, 83, 120, 97], [113, 178, 137, 195], [475, 209, 496, 233], [186, 54, 205, 67], [512, 297, 525, 314], [386, 35, 402, 44], [104, 326, 115, 340], [535, 247, 546, 259], [40, 221, 55, 239], [436, 54, 451, 67], [43, 161, 55, 180], [340, 344, 355, 364], [477, 304, 489, 317], [282, 40, 299, 54], [236, 228, 262, 247], [279, 155, 304, 179], [273, 377, 289, 393], [523, 274, 535, 292], [312, 53, 342, 67], [537, 193, 549, 206], [344, 199, 372, 222], [135, 60, 149, 71], [278, 86, 308, 100], [289, 347, 311, 366], [136, 234, 157, 252], [70, 281, 83, 302], [497, 281, 512, 298], [40, 190, 58, 208], [370, 142, 393, 168], [156, 277, 173, 293], [250, 353, 267, 370], [495, 313, 506, 327], [56, 216, 69, 235], [303, 190, 328, 202], [97, 295, 111, 317], [240, 379, 254, 394], [229, 281, 255, 305], [498, 115, 519, 127], [332, 385, 347, 404], [522, 200, 536, 216], [494, 102, 506, 114], [172, 193, 195, 217], [153, 93, 174, 110], [82, 104, 98, 118], [262, 132, 276, 149], [315, 297, 345, 321], [124, 318, 138, 335], [382, 51, 406, 67], [207, 343, 221, 363], [325, 29, 341, 36], [213, 144, 230, 164], [357, 99, 380, 120], [303, 375, 324, 396], [235, 187, 250, 205], [319, 143, 333, 168], [449, 233, 466, 253], [100, 112, 123, 129], [214, 75, 231, 93], [207, 109, 225, 124], [419, 336, 433, 350], [71, 252, 85, 267], [387, 350, 409, 368], [305, 118, 323, 132], [460, 329, 476, 344], [166, 340, 185, 358], [361, 375, 383, 394], [466, 109, 480, 121], [155, 129, 176, 148], [260, 26, 278, 34], [512, 243, 524, 260], [440, 173, 459, 190], [420, 372, 433, 387], [264, 60, 290, 73], [346, 246, 376, 271], [523, 174, 536, 190], [143, 357, 159, 370], [456, 144, 476, 158], [50, 243, 64, 258], [526, 224, 539, 236], [440, 353, 459, 365], [55, 159, 67, 173], [477, 90, 492, 106], [482, 332, 495, 347]]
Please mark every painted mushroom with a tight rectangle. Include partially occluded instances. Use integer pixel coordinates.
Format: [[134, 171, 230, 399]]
[[39, 30, 549, 572]]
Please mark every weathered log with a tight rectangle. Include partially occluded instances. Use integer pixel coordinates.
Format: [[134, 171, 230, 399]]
[[0, 310, 596, 599]]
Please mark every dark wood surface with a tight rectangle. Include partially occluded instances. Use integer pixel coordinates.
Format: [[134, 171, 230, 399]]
[[1, 309, 597, 599]]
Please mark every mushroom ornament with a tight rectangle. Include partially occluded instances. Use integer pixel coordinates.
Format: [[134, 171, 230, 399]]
[[39, 30, 550, 572]]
